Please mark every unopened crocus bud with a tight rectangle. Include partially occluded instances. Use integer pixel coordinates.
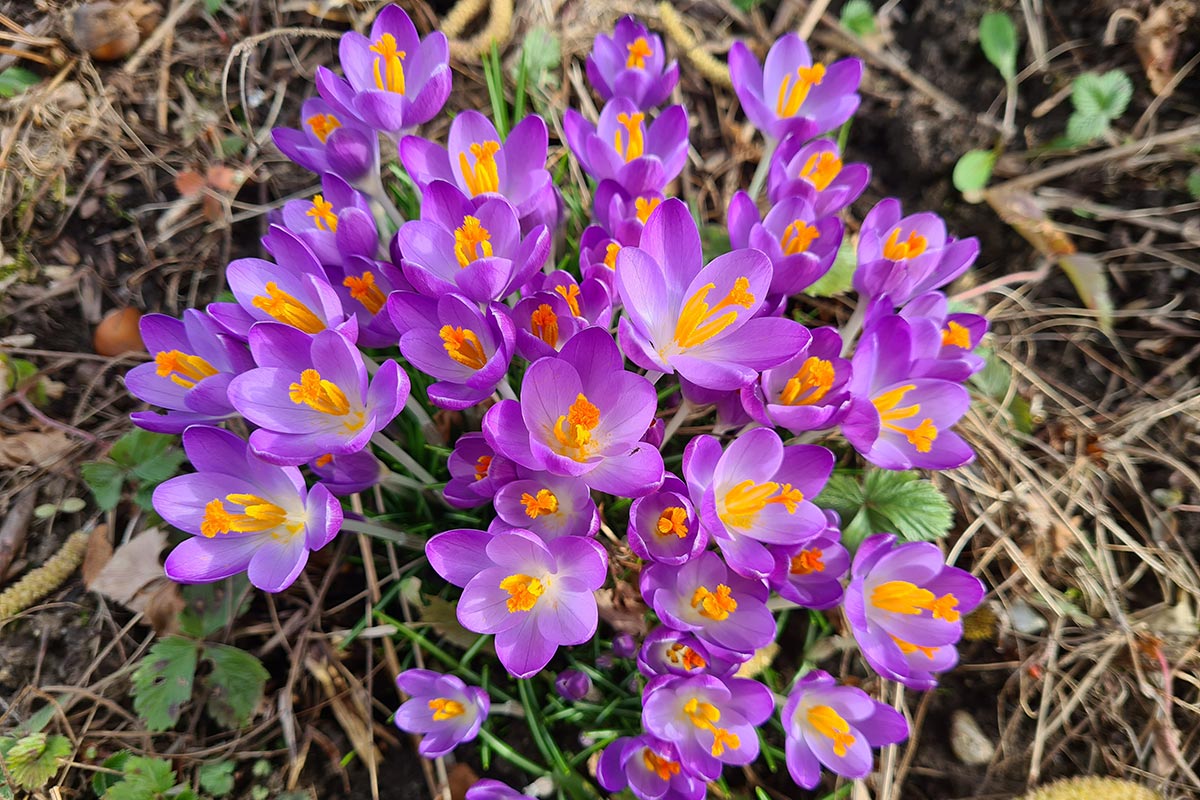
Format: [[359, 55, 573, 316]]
[[555, 669, 592, 701], [612, 633, 637, 659], [326, 126, 376, 184]]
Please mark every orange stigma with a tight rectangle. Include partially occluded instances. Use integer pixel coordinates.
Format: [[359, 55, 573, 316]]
[[252, 282, 325, 333], [306, 113, 341, 143], [343, 271, 386, 314], [306, 194, 338, 232], [720, 480, 803, 529], [871, 384, 939, 452], [789, 548, 825, 575], [520, 488, 559, 519], [369, 33, 407, 94], [800, 151, 842, 190], [656, 506, 689, 538], [530, 304, 559, 348], [882, 228, 928, 261], [439, 326, 488, 370], [672, 278, 755, 349], [553, 393, 602, 460], [779, 356, 835, 406], [459, 140, 501, 196], [690, 584, 737, 621], [500, 573, 545, 612], [614, 112, 646, 161], [781, 219, 820, 255], [626, 37, 653, 69], [454, 215, 494, 267], [154, 349, 218, 389], [775, 63, 826, 117]]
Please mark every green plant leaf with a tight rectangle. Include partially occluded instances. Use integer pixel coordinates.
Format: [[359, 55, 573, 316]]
[[515, 25, 560, 90], [1072, 70, 1133, 120], [104, 756, 176, 800], [952, 149, 997, 193], [804, 238, 856, 297], [110, 429, 176, 469], [198, 760, 236, 796], [203, 644, 268, 729], [92, 751, 132, 795], [970, 348, 1011, 399], [979, 12, 1017, 81], [130, 637, 200, 731], [130, 448, 186, 484], [817, 470, 955, 548], [3, 732, 72, 789], [81, 461, 126, 511], [1187, 168, 1200, 200], [840, 0, 876, 37], [1064, 112, 1109, 145], [0, 66, 39, 98], [178, 575, 253, 639]]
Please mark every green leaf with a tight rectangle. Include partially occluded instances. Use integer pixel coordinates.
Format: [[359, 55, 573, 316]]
[[203, 644, 268, 729], [817, 470, 955, 548], [804, 237, 856, 297], [131, 448, 186, 484], [699, 224, 731, 264], [198, 760, 236, 796], [952, 149, 997, 193], [1064, 112, 1109, 145], [0, 66, 39, 98], [1186, 168, 1200, 200], [130, 637, 200, 731], [92, 751, 132, 796], [178, 575, 252, 639], [104, 756, 176, 800], [515, 26, 560, 90], [840, 0, 876, 37], [970, 348, 1011, 399], [110, 429, 176, 469], [979, 12, 1017, 81], [81, 461, 126, 511], [1072, 70, 1133, 120], [2, 732, 72, 789]]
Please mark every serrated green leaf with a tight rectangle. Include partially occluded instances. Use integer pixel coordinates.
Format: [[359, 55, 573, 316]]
[[2, 732, 72, 789], [131, 637, 199, 731], [131, 448, 186, 484], [81, 461, 126, 511], [0, 66, 39, 98], [203, 644, 268, 729], [979, 12, 1017, 81], [178, 575, 253, 639], [1072, 71, 1132, 120], [110, 429, 176, 469], [840, 0, 876, 37], [1065, 112, 1109, 145], [93, 751, 133, 795], [515, 26, 560, 89], [805, 237, 856, 297], [953, 149, 997, 193], [860, 470, 955, 542], [969, 348, 1011, 399], [198, 760, 236, 796], [104, 756, 176, 800]]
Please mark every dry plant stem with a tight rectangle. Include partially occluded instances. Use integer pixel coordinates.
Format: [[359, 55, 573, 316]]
[[123, 0, 201, 74], [747, 138, 777, 201], [371, 432, 438, 486], [1132, 50, 1200, 139], [1027, 614, 1065, 786], [657, 2, 733, 88], [796, 0, 833, 40], [339, 518, 425, 551], [661, 399, 692, 446], [0, 530, 88, 620]]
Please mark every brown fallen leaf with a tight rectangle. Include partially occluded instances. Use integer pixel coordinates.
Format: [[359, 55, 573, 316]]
[[86, 527, 181, 634], [0, 488, 37, 584], [1135, 2, 1194, 95], [595, 579, 650, 637], [0, 430, 76, 470], [448, 763, 479, 800], [80, 523, 114, 587]]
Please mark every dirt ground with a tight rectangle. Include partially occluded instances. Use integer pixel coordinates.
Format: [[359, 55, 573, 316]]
[[1, 0, 1199, 798]]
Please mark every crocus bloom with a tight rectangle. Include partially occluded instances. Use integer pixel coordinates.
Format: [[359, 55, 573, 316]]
[[227, 325, 408, 465], [853, 198, 980, 307], [127, 310, 254, 434], [308, 449, 385, 496], [740, 326, 851, 434], [425, 528, 608, 678], [627, 475, 707, 565], [482, 327, 664, 497], [586, 16, 679, 110], [683, 428, 833, 578], [280, 173, 377, 267], [564, 99, 688, 190], [521, 271, 613, 330], [767, 135, 869, 214], [394, 669, 489, 757], [726, 191, 842, 297], [492, 471, 599, 540], [466, 781, 530, 800], [841, 314, 973, 470], [617, 199, 806, 390], [597, 735, 705, 800], [768, 511, 848, 609], [578, 225, 624, 292], [394, 181, 549, 303], [593, 180, 668, 247], [555, 669, 593, 701], [315, 4, 450, 137], [641, 673, 773, 779], [157, 426, 342, 592], [729, 34, 862, 141], [845, 534, 985, 690], [443, 433, 520, 509], [324, 255, 410, 349], [641, 552, 775, 656], [781, 669, 909, 788], [388, 292, 516, 410], [897, 292, 988, 381], [638, 628, 734, 678], [511, 291, 590, 362], [272, 96, 379, 185], [400, 111, 557, 234]]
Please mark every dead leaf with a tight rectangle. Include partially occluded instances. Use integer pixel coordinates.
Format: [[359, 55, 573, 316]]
[[595, 579, 650, 636], [174, 169, 205, 197], [734, 642, 779, 679], [414, 594, 489, 651], [80, 523, 113, 587], [86, 527, 181, 634], [448, 763, 479, 800], [0, 430, 76, 470], [1135, 2, 1194, 95]]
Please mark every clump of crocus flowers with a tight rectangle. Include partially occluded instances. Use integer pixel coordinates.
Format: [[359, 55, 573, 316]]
[[129, 8, 990, 796]]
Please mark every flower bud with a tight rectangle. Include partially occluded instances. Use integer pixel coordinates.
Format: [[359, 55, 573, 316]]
[[326, 126, 376, 183], [554, 669, 592, 702]]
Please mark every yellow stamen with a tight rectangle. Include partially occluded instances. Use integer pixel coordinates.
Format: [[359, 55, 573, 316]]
[[870, 580, 960, 622], [779, 356, 835, 406], [306, 113, 342, 144], [891, 634, 939, 659], [343, 271, 386, 314], [635, 196, 662, 224], [315, 453, 334, 468], [882, 228, 928, 261], [288, 369, 363, 432], [683, 698, 740, 756], [369, 33, 407, 94], [252, 282, 325, 333], [500, 573, 545, 612], [775, 63, 826, 117], [789, 548, 825, 575], [201, 494, 298, 538], [454, 215, 494, 267], [942, 320, 971, 349], [520, 489, 559, 519], [641, 748, 680, 780], [800, 151, 842, 191], [428, 697, 466, 720], [780, 219, 820, 255], [440, 326, 488, 371], [530, 304, 559, 348], [306, 194, 338, 232], [554, 284, 582, 316], [871, 384, 939, 452], [690, 583, 737, 621], [656, 507, 689, 538], [459, 141, 501, 196], [672, 278, 755, 349], [154, 349, 219, 389], [603, 242, 621, 270], [553, 393, 602, 460], [474, 455, 492, 481], [720, 479, 803, 529], [614, 112, 646, 162], [806, 705, 856, 757], [667, 642, 707, 671], [626, 37, 653, 69]]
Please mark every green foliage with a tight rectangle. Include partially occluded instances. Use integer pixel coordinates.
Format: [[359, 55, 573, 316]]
[[840, 0, 876, 38], [198, 760, 236, 796], [979, 12, 1018, 81], [804, 238, 856, 297], [92, 751, 133, 795], [0, 66, 39, 98], [817, 470, 955, 549], [203, 643, 269, 728], [0, 732, 72, 789], [1187, 168, 1200, 200], [178, 575, 253, 639], [952, 149, 997, 193], [102, 755, 187, 800], [483, 43, 510, 138], [82, 429, 186, 512], [131, 637, 200, 731], [1066, 70, 1133, 145]]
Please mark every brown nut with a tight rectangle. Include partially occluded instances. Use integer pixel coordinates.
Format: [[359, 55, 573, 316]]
[[93, 307, 144, 356]]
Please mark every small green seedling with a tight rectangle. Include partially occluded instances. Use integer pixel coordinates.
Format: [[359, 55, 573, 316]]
[[1066, 70, 1133, 145]]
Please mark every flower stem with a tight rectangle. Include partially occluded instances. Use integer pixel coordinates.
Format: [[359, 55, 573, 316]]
[[661, 399, 691, 446], [338, 518, 424, 551], [497, 376, 518, 401], [370, 432, 438, 486], [747, 136, 778, 201], [477, 728, 550, 778], [839, 301, 867, 357]]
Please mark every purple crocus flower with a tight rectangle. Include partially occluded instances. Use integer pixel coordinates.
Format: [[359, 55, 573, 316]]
[[466, 780, 531, 800], [308, 449, 385, 496], [740, 326, 851, 435], [897, 292, 988, 381], [841, 314, 973, 470], [578, 225, 623, 292], [638, 628, 736, 678], [157, 426, 342, 592], [845, 533, 985, 690], [729, 34, 862, 141], [597, 735, 705, 800], [315, 4, 450, 137], [272, 96, 379, 185], [521, 271, 613, 330], [443, 433, 520, 509], [726, 191, 842, 297], [641, 552, 775, 657], [617, 199, 806, 390], [682, 428, 833, 578], [612, 632, 637, 659], [491, 470, 599, 540], [425, 528, 608, 678], [768, 511, 848, 609], [511, 292, 590, 362], [594, 180, 667, 247], [280, 174, 377, 268], [400, 111, 558, 234], [394, 669, 489, 757], [388, 292, 516, 410], [767, 135, 869, 214], [482, 327, 664, 498], [324, 255, 410, 349], [641, 673, 773, 780], [564, 99, 687, 190], [227, 325, 408, 465], [782, 669, 909, 788], [394, 181, 549, 304], [555, 669, 593, 701], [627, 474, 707, 565], [853, 198, 980, 307], [586, 16, 679, 110], [127, 310, 255, 434]]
